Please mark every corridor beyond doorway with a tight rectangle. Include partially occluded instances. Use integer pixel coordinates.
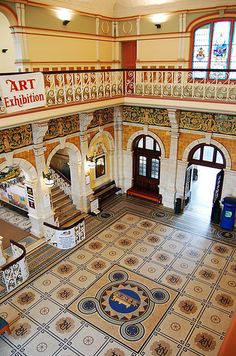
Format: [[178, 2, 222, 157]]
[[187, 165, 220, 218]]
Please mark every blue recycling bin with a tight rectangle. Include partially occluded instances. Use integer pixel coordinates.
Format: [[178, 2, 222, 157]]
[[220, 197, 236, 231]]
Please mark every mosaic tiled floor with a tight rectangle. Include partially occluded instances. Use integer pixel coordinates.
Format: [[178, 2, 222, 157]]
[[0, 202, 236, 356], [0, 205, 31, 231]]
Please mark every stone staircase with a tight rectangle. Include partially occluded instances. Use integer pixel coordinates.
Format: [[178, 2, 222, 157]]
[[51, 186, 83, 227]]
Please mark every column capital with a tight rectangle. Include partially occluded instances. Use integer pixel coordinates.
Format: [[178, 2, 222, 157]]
[[79, 112, 94, 132], [167, 109, 179, 130], [32, 122, 48, 145]]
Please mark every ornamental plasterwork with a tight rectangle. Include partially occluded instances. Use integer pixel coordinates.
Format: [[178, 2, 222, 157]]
[[88, 108, 114, 129], [180, 111, 236, 135], [123, 106, 170, 127], [0, 125, 32, 154], [94, 143, 105, 156], [44, 115, 80, 140]]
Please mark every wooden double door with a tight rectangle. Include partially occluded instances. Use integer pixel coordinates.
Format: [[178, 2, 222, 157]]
[[133, 135, 161, 194]]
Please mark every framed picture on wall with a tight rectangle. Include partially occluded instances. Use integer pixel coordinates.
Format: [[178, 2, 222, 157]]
[[95, 155, 105, 178]]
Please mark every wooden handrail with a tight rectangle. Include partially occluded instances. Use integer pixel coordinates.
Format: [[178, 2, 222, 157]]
[[0, 240, 26, 272], [44, 217, 85, 231]]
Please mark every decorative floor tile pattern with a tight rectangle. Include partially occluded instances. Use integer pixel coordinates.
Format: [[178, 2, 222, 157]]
[[0, 198, 236, 355]]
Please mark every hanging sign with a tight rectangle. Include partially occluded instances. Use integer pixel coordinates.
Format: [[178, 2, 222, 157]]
[[0, 72, 46, 113]]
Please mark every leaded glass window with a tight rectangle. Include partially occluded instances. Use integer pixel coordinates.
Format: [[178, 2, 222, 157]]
[[139, 156, 146, 176], [192, 19, 236, 80], [151, 158, 159, 179]]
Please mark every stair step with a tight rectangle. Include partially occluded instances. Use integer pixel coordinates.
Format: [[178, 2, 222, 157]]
[[61, 213, 87, 228], [51, 189, 64, 199], [54, 200, 72, 213], [56, 207, 80, 223], [52, 196, 71, 208], [59, 210, 83, 226], [54, 203, 76, 216]]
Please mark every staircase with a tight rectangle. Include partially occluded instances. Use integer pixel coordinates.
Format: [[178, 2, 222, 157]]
[[51, 186, 84, 227]]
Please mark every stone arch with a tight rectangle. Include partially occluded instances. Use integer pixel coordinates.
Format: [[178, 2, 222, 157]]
[[0, 157, 37, 181], [182, 138, 231, 169], [88, 130, 115, 155], [46, 141, 81, 167], [0, 4, 18, 26], [127, 130, 166, 158]]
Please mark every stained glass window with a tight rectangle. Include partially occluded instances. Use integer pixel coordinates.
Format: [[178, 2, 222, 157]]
[[192, 24, 211, 79], [192, 19, 236, 80]]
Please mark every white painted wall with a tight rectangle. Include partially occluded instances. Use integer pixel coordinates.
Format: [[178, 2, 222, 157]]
[[0, 13, 16, 73]]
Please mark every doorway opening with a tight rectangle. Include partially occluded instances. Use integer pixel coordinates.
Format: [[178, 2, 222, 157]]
[[185, 143, 226, 219], [187, 166, 220, 218]]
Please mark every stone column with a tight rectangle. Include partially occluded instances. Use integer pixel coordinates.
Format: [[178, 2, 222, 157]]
[[222, 169, 236, 198], [13, 3, 29, 72], [79, 113, 94, 212], [29, 123, 54, 237], [114, 106, 123, 189], [159, 109, 179, 209], [176, 160, 188, 201], [69, 159, 82, 209], [123, 148, 133, 192]]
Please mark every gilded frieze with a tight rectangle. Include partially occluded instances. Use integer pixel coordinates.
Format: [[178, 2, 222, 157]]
[[0, 125, 32, 153], [44, 115, 80, 140], [180, 111, 236, 135], [123, 106, 170, 127], [88, 108, 114, 129]]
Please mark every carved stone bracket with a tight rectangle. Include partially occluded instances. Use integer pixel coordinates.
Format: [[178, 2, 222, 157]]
[[32, 122, 48, 145], [79, 112, 94, 132]]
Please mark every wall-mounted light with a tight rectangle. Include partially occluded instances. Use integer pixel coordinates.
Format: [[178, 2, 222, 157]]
[[2, 49, 8, 53], [86, 155, 96, 168], [43, 171, 54, 187], [149, 13, 169, 26], [55, 7, 74, 26], [63, 20, 70, 26]]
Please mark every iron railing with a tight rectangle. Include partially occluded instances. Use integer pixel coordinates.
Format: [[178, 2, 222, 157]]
[[1, 69, 236, 116]]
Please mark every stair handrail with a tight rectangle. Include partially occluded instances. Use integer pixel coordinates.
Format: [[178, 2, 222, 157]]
[[50, 167, 71, 197], [0, 240, 29, 292], [43, 217, 85, 249]]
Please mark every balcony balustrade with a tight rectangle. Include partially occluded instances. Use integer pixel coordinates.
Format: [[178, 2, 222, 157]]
[[0, 69, 236, 116]]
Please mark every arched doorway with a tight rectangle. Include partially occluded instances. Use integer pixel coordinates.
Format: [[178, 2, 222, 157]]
[[131, 135, 161, 199], [185, 144, 226, 217]]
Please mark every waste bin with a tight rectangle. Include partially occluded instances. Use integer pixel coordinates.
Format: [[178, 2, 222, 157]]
[[175, 198, 182, 214], [220, 197, 236, 231]]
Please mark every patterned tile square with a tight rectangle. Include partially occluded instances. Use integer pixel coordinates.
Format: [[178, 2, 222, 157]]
[[5, 315, 40, 346], [186, 325, 223, 355], [31, 273, 62, 294], [50, 283, 81, 305], [194, 266, 220, 284], [48, 311, 83, 340], [142, 334, 180, 356], [68, 265, 178, 352], [20, 330, 61, 355], [172, 295, 203, 320], [86, 257, 111, 274], [158, 312, 193, 343], [69, 269, 97, 289], [119, 213, 141, 225], [0, 302, 22, 325], [96, 229, 120, 243], [100, 246, 125, 261], [171, 258, 197, 275], [114, 236, 137, 250], [67, 250, 95, 265], [152, 250, 176, 266], [118, 254, 144, 271], [209, 289, 235, 312], [202, 253, 228, 270], [69, 324, 107, 356], [130, 242, 156, 257], [217, 273, 236, 294], [26, 298, 62, 324], [154, 224, 174, 237], [51, 262, 78, 279], [199, 305, 232, 334], [183, 280, 213, 301], [138, 261, 166, 280], [9, 288, 42, 311], [125, 227, 147, 239]]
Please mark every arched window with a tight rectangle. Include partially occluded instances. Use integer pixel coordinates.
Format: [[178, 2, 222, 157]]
[[188, 144, 226, 169], [192, 19, 236, 79]]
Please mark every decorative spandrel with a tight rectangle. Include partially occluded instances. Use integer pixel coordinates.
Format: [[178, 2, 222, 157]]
[[88, 108, 114, 129], [44, 115, 80, 140], [0, 125, 32, 153], [123, 106, 170, 127], [180, 111, 236, 135]]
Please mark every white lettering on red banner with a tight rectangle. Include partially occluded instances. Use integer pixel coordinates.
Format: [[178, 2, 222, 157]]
[[0, 72, 46, 113]]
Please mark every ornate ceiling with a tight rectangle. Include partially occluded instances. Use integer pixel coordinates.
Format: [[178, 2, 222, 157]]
[[25, 0, 236, 17]]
